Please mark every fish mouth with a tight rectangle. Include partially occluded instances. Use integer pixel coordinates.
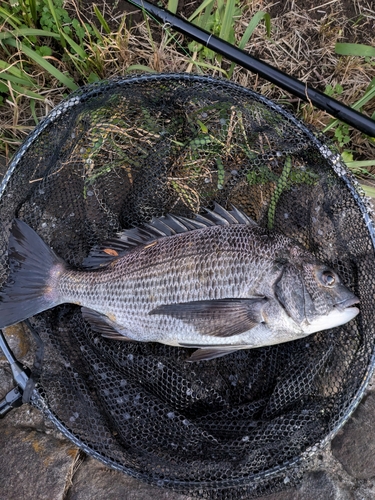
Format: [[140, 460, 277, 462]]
[[335, 296, 360, 311]]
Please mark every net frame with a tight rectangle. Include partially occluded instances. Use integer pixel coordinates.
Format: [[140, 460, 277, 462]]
[[1, 73, 375, 498]]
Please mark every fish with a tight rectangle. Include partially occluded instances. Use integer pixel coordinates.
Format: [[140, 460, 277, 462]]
[[0, 204, 359, 361]]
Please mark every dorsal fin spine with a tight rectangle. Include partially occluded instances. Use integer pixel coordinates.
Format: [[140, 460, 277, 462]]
[[82, 204, 256, 269]]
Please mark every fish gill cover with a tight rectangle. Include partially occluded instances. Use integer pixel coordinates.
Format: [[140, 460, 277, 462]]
[[0, 74, 375, 498]]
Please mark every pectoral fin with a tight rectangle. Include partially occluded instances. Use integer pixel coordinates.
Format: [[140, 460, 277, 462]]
[[149, 298, 267, 337], [81, 307, 135, 341]]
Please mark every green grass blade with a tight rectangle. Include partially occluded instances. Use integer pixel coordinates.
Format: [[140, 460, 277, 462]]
[[126, 64, 157, 73], [45, 0, 61, 28], [0, 6, 22, 28], [219, 0, 236, 42], [268, 156, 292, 229], [30, 98, 39, 125], [347, 160, 375, 168], [61, 31, 88, 59], [335, 43, 375, 58], [188, 0, 215, 23], [239, 11, 271, 49], [0, 59, 36, 79], [0, 28, 60, 41], [200, 0, 214, 30], [91, 23, 104, 43], [191, 60, 228, 75], [228, 11, 271, 78], [0, 70, 36, 86], [5, 38, 78, 90], [324, 90, 375, 133], [93, 4, 111, 34], [351, 81, 375, 110], [323, 77, 375, 133], [360, 184, 375, 197], [28, 0, 38, 25], [46, 0, 66, 48], [167, 0, 179, 15], [346, 160, 375, 174], [324, 46, 375, 133], [10, 83, 45, 99]]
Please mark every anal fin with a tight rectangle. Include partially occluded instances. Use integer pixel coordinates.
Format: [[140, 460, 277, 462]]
[[187, 347, 244, 362], [81, 307, 135, 341]]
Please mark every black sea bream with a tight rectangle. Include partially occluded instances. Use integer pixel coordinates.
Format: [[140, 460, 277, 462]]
[[0, 205, 359, 361]]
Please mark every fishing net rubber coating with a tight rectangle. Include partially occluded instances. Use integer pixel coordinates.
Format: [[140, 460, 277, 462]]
[[1, 74, 375, 499]]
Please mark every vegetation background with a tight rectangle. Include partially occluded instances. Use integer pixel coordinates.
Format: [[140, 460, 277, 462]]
[[0, 0, 375, 192]]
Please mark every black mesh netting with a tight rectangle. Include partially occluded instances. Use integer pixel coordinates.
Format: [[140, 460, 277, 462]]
[[1, 73, 375, 498]]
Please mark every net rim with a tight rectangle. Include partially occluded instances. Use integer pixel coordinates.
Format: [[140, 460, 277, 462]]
[[30, 387, 308, 492], [2, 72, 375, 491]]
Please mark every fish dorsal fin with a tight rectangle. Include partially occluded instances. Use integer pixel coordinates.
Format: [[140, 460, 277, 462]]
[[200, 203, 257, 226], [82, 204, 256, 269]]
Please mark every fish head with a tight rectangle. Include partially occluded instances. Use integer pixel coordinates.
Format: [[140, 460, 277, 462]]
[[275, 248, 359, 334]]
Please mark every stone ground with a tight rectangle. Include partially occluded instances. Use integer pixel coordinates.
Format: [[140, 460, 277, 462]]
[[1, 156, 375, 500]]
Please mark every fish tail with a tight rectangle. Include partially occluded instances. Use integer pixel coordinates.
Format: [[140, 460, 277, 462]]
[[0, 219, 66, 328]]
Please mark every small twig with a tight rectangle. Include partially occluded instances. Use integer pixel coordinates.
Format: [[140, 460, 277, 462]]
[[308, 0, 339, 12]]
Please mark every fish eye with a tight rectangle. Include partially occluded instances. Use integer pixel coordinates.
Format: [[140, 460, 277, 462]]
[[321, 270, 336, 287]]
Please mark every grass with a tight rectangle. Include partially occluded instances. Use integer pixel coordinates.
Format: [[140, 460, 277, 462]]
[[0, 0, 374, 196], [185, 0, 271, 77]]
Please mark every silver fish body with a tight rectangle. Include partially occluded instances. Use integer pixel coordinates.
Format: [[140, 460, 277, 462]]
[[0, 205, 359, 361]]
